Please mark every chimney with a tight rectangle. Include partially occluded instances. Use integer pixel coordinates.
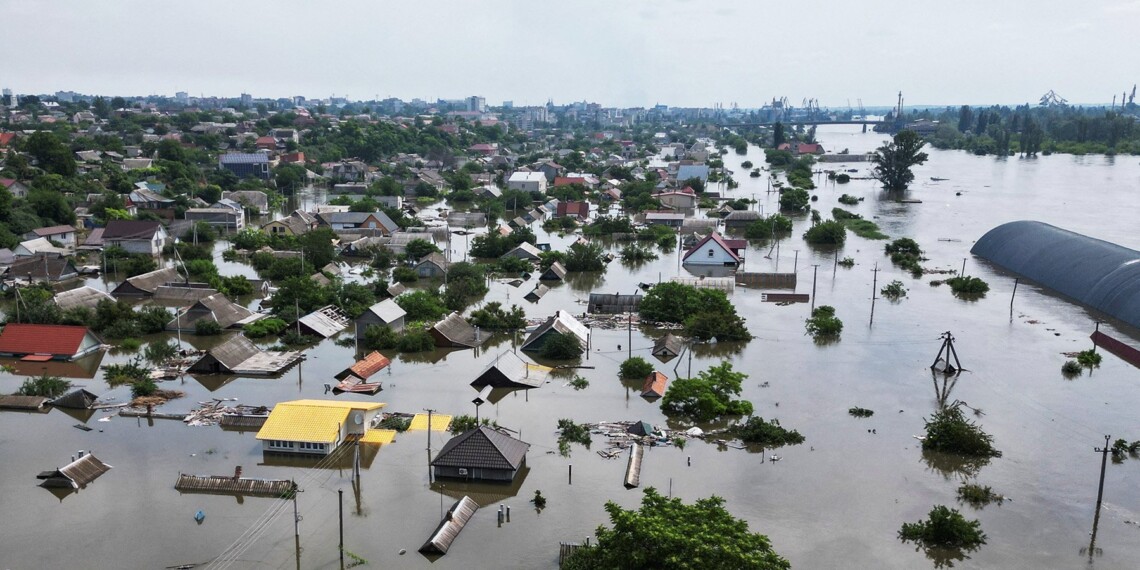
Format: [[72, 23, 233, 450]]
[[234, 465, 243, 480]]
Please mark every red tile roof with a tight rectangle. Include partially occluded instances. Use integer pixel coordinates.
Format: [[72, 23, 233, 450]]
[[556, 201, 589, 218], [349, 351, 390, 380], [0, 178, 17, 188], [0, 324, 95, 357], [0, 133, 15, 147], [642, 372, 668, 398], [553, 177, 586, 187]]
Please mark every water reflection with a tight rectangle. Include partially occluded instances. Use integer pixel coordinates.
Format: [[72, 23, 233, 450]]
[[564, 271, 606, 293], [921, 449, 991, 481], [902, 542, 977, 569], [431, 465, 530, 507]]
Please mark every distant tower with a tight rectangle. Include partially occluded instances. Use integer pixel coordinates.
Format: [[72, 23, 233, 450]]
[[2, 88, 13, 107]]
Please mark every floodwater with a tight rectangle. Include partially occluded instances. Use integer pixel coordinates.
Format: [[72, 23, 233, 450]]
[[4, 126, 1140, 569]]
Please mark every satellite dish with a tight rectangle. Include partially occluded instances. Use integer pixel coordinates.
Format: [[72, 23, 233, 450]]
[[352, 412, 364, 426]]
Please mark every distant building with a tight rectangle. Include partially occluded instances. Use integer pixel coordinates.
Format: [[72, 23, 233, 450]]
[[316, 211, 399, 236], [102, 220, 168, 255], [355, 299, 407, 341], [218, 153, 270, 180], [0, 178, 29, 198], [520, 310, 590, 353], [681, 232, 745, 267], [0, 324, 103, 361], [184, 208, 245, 231], [507, 171, 547, 194]]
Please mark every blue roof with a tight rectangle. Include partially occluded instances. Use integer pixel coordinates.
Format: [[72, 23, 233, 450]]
[[676, 164, 709, 183], [971, 220, 1140, 329], [219, 153, 269, 165]]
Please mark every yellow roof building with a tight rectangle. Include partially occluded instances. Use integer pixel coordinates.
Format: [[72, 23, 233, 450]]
[[256, 399, 386, 444]]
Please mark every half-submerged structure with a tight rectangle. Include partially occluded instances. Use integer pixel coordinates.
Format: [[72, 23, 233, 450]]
[[419, 496, 479, 555], [187, 334, 303, 375], [37, 452, 112, 489]]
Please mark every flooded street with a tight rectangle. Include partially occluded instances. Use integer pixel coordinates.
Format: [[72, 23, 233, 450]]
[[3, 126, 1140, 569]]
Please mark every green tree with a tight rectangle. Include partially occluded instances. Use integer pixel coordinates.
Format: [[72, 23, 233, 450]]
[[619, 357, 654, 379], [872, 129, 929, 191], [772, 121, 786, 148], [395, 289, 448, 322], [564, 241, 606, 272], [405, 238, 439, 261], [563, 488, 789, 570], [540, 334, 583, 360], [22, 131, 77, 176], [661, 362, 753, 422]]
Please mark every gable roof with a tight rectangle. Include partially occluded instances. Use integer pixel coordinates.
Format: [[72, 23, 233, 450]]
[[117, 267, 183, 295], [431, 426, 530, 471], [362, 299, 406, 323], [167, 293, 260, 331], [335, 351, 391, 381], [501, 242, 541, 260], [556, 201, 589, 218], [7, 255, 78, 281], [256, 399, 386, 444], [520, 310, 589, 350], [103, 220, 164, 240], [37, 453, 112, 489], [219, 152, 269, 165], [32, 225, 76, 237], [416, 252, 451, 273], [682, 232, 742, 263], [0, 324, 98, 357], [54, 286, 114, 311], [432, 312, 488, 348], [642, 372, 669, 399], [50, 389, 99, 409], [470, 351, 552, 389], [539, 261, 566, 281], [297, 305, 351, 338]]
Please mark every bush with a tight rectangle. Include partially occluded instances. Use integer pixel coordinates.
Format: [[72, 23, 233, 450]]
[[640, 283, 751, 342], [136, 306, 174, 334], [620, 357, 655, 379], [541, 334, 583, 360], [805, 305, 843, 339], [244, 317, 288, 338], [363, 324, 399, 350], [1061, 360, 1083, 376], [377, 415, 412, 432], [946, 276, 989, 297], [838, 193, 860, 205], [280, 330, 316, 346], [556, 418, 592, 455], [569, 376, 590, 390], [730, 416, 804, 447], [885, 237, 924, 277], [835, 173, 851, 183], [803, 220, 847, 245], [899, 505, 987, 549], [921, 405, 1001, 458], [661, 362, 753, 422], [395, 290, 447, 321], [831, 207, 861, 221], [449, 414, 498, 434], [620, 244, 658, 262], [392, 266, 418, 283], [195, 320, 223, 336], [744, 214, 793, 240], [565, 241, 606, 272], [17, 374, 70, 398], [881, 280, 907, 300], [496, 255, 533, 273], [848, 407, 874, 418], [1076, 349, 1102, 368], [467, 302, 526, 330], [119, 338, 143, 351], [396, 329, 435, 352], [838, 256, 855, 268], [957, 483, 1005, 508]]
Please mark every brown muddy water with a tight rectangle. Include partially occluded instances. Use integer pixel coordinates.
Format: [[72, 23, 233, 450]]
[[3, 126, 1140, 569]]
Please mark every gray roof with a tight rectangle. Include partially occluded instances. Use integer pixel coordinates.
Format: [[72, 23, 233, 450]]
[[50, 389, 99, 409], [318, 211, 398, 232], [167, 293, 259, 331], [972, 220, 1140, 329], [7, 255, 78, 282], [416, 252, 451, 273], [588, 293, 642, 314], [539, 261, 566, 281], [198, 334, 262, 370], [470, 351, 551, 389], [153, 285, 219, 302], [363, 299, 406, 323], [54, 287, 114, 311], [431, 426, 530, 471], [297, 305, 351, 338], [724, 210, 762, 222], [38, 453, 112, 489], [501, 242, 542, 260], [118, 267, 183, 295], [676, 164, 710, 182], [386, 282, 407, 297], [218, 153, 268, 164], [524, 284, 549, 301], [419, 496, 478, 555], [432, 312, 488, 348], [103, 220, 165, 240], [521, 310, 589, 350]]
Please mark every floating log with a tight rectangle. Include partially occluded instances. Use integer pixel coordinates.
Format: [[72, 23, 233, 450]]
[[175, 473, 295, 498], [118, 409, 186, 420]]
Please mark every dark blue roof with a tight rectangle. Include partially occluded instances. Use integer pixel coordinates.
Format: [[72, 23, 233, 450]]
[[972, 221, 1140, 329], [219, 153, 269, 164]]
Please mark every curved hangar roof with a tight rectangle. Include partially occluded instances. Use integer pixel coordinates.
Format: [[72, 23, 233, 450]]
[[971, 221, 1140, 329]]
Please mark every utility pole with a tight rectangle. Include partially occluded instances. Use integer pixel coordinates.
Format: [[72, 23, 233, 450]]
[[870, 263, 880, 325], [627, 313, 632, 360], [960, 257, 967, 277], [793, 250, 799, 274], [833, 249, 838, 275], [1094, 434, 1111, 513], [1009, 278, 1019, 320], [338, 488, 344, 568], [810, 265, 819, 312], [291, 481, 302, 539]]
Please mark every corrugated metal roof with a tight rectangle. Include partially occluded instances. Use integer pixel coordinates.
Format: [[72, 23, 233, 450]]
[[972, 221, 1140, 329], [298, 305, 351, 338], [256, 400, 385, 443], [357, 429, 397, 444], [38, 453, 112, 489], [153, 285, 219, 302], [419, 496, 479, 555], [524, 284, 549, 302], [117, 267, 183, 295], [167, 293, 258, 331], [409, 413, 452, 431], [54, 286, 114, 311], [652, 334, 683, 359], [416, 252, 451, 273], [218, 153, 268, 164], [432, 312, 488, 348], [0, 324, 96, 357], [7, 255, 77, 281], [431, 426, 529, 471], [0, 395, 48, 410], [501, 242, 541, 260], [539, 262, 567, 281], [587, 293, 641, 314], [194, 334, 262, 370], [102, 220, 164, 240]]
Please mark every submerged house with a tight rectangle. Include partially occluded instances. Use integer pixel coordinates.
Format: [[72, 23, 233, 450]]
[[641, 372, 669, 400], [470, 351, 552, 389], [54, 286, 114, 311], [415, 253, 451, 279], [539, 261, 567, 281], [355, 299, 407, 341], [501, 242, 542, 261], [166, 293, 263, 332], [651, 334, 683, 361], [5, 255, 79, 284], [334, 351, 391, 382], [112, 267, 183, 296], [0, 324, 103, 361], [430, 426, 530, 483], [431, 312, 489, 349], [587, 293, 641, 314], [37, 452, 112, 489], [187, 334, 303, 375], [419, 496, 478, 556], [681, 232, 745, 267], [296, 305, 351, 338], [256, 399, 387, 456], [520, 310, 589, 353]]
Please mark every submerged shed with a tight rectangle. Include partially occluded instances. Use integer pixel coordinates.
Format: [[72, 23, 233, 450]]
[[524, 284, 549, 302], [419, 496, 479, 555], [297, 305, 351, 338], [50, 389, 99, 409], [641, 372, 669, 400], [520, 310, 589, 353], [972, 220, 1140, 329], [431, 426, 530, 482], [651, 334, 683, 362], [470, 351, 552, 389], [112, 267, 183, 296], [187, 334, 303, 375], [37, 453, 112, 489], [539, 261, 567, 281], [0, 395, 49, 410], [166, 293, 262, 331]]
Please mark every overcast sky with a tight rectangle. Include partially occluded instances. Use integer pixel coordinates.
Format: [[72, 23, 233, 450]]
[[3, 0, 1137, 108]]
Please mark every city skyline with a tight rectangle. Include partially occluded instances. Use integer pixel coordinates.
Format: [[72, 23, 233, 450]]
[[3, 0, 1137, 108]]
